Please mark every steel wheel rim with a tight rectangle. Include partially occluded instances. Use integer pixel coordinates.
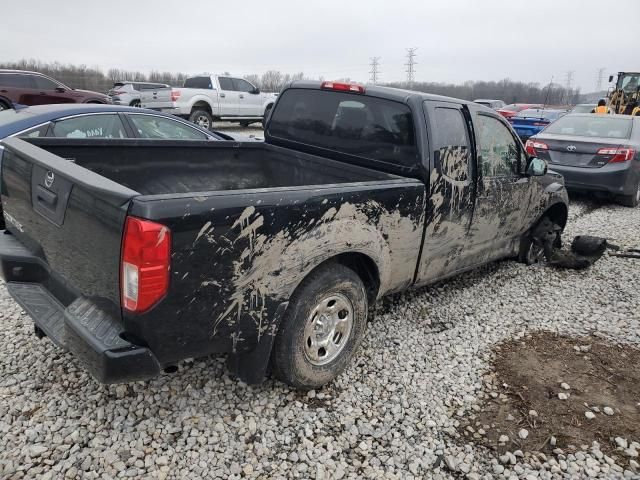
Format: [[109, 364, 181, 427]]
[[303, 293, 353, 366], [196, 115, 210, 129], [527, 242, 546, 264]]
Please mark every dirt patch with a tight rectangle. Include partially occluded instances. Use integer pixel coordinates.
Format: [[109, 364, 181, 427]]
[[462, 331, 640, 455]]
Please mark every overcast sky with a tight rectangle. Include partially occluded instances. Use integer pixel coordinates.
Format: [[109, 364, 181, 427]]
[[2, 0, 638, 91]]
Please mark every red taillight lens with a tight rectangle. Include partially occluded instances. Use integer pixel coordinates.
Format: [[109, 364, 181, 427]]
[[525, 140, 548, 156], [597, 147, 635, 163], [320, 81, 365, 94], [121, 217, 171, 313], [170, 89, 181, 101]]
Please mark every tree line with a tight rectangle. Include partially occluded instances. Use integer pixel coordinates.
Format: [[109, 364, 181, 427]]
[[1, 59, 583, 104]]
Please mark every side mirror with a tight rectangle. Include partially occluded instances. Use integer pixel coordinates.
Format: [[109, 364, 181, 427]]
[[527, 157, 547, 176], [251, 87, 260, 94], [55, 87, 66, 93]]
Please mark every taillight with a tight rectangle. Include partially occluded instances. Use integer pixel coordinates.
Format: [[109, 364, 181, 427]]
[[121, 217, 171, 313], [525, 139, 548, 156], [320, 81, 365, 94], [597, 147, 635, 163], [170, 89, 181, 101]]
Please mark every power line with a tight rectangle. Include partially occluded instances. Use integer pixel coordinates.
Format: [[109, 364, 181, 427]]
[[369, 57, 381, 85], [595, 67, 606, 91], [405, 48, 417, 88]]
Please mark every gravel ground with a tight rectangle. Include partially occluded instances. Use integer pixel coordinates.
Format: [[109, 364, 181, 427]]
[[0, 198, 639, 480]]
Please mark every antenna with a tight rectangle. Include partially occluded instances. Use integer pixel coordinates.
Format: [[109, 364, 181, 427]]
[[405, 48, 417, 88], [369, 56, 381, 85]]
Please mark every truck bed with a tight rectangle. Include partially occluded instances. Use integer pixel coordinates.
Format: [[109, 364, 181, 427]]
[[28, 139, 395, 196]]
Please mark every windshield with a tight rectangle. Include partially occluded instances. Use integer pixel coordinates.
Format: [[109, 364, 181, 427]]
[[620, 74, 640, 94], [571, 105, 595, 113], [515, 109, 563, 120], [544, 115, 632, 139]]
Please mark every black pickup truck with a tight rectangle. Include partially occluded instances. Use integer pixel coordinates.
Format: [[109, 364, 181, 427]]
[[0, 81, 568, 389]]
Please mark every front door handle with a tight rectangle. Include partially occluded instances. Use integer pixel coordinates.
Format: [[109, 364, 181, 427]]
[[239, 94, 244, 99], [220, 93, 226, 98]]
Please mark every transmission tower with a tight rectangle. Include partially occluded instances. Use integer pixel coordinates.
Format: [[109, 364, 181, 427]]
[[369, 57, 381, 85], [564, 71, 575, 91], [595, 67, 606, 91], [405, 48, 417, 87]]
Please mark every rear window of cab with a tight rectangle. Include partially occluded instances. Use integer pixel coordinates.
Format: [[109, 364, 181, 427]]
[[267, 88, 418, 168]]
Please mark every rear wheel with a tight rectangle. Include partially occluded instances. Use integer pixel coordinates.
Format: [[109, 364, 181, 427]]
[[619, 182, 640, 208], [272, 263, 368, 389], [130, 100, 141, 108], [189, 109, 213, 130], [0, 101, 9, 111]]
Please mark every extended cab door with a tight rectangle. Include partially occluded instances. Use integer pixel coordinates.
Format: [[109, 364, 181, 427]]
[[464, 109, 532, 261], [233, 78, 263, 116], [416, 100, 476, 285], [216, 76, 240, 116]]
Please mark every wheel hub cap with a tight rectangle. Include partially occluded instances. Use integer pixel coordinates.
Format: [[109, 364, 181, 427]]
[[303, 293, 353, 366]]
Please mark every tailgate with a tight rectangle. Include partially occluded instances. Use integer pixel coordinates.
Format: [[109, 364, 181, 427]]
[[140, 86, 173, 109], [0, 137, 138, 307]]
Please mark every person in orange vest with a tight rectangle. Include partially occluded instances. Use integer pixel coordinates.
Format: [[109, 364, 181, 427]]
[[591, 99, 611, 114]]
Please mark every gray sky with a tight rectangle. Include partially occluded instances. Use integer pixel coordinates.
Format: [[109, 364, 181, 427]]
[[2, 0, 638, 91]]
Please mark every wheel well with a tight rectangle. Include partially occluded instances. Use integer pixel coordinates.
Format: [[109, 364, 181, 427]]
[[302, 253, 380, 306], [0, 97, 11, 108], [543, 202, 568, 229], [191, 102, 212, 115]]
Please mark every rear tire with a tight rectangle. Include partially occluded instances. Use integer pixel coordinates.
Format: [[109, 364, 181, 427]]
[[189, 109, 213, 130], [272, 263, 368, 389], [619, 182, 640, 208]]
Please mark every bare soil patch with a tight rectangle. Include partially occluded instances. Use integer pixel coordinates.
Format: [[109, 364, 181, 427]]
[[462, 331, 640, 455]]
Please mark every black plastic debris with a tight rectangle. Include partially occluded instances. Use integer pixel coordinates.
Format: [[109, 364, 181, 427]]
[[548, 235, 609, 270]]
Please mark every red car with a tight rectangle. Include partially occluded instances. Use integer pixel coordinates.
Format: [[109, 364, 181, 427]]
[[497, 103, 542, 119], [0, 70, 110, 111]]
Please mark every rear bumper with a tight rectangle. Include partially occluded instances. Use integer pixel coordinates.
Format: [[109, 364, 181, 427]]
[[548, 162, 635, 195], [0, 232, 160, 383]]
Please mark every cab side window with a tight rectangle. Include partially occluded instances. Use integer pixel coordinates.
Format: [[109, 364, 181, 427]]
[[233, 79, 255, 93], [433, 107, 471, 182], [476, 115, 522, 177]]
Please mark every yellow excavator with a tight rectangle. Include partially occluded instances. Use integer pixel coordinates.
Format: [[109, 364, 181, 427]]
[[607, 72, 640, 114]]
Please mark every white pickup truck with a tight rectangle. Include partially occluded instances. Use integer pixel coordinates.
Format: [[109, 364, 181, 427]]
[[140, 74, 278, 129]]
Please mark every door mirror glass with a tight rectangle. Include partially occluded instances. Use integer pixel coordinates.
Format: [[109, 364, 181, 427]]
[[251, 87, 260, 94], [527, 157, 547, 176]]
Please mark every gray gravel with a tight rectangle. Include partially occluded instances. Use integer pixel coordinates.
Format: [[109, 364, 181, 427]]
[[1, 197, 639, 479]]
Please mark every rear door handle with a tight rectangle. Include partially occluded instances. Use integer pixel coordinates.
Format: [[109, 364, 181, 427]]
[[220, 93, 226, 98], [239, 94, 244, 99]]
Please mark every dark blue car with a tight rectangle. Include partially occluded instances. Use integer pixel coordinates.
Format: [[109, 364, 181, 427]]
[[509, 108, 567, 141], [0, 104, 235, 141]]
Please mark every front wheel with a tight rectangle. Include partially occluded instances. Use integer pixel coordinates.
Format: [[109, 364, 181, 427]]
[[519, 215, 562, 265], [130, 100, 141, 108], [272, 263, 368, 389], [189, 110, 213, 130], [619, 182, 640, 208]]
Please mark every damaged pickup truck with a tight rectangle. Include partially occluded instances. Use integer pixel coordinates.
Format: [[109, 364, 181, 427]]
[[0, 81, 568, 388]]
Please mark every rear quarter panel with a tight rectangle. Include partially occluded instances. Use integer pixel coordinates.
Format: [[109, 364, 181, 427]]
[[126, 181, 425, 363]]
